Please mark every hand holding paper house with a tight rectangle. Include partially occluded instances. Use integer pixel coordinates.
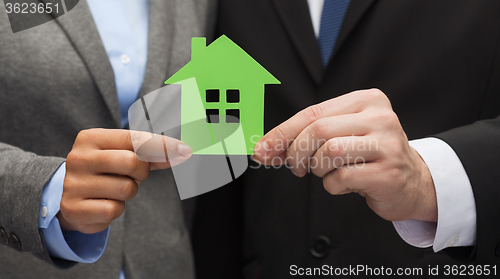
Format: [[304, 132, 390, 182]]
[[165, 35, 280, 155]]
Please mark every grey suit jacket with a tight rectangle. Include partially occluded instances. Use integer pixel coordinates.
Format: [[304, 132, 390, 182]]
[[0, 0, 215, 278]]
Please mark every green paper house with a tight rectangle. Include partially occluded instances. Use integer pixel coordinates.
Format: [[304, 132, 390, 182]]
[[165, 35, 280, 155]]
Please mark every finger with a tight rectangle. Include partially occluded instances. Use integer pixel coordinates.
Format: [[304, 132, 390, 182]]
[[61, 199, 126, 229], [308, 136, 381, 177], [84, 199, 126, 224], [286, 114, 371, 174], [322, 162, 382, 196], [77, 129, 192, 163], [66, 174, 139, 201], [86, 150, 151, 181], [254, 89, 388, 160], [76, 129, 136, 150], [250, 152, 288, 166], [132, 131, 192, 165]]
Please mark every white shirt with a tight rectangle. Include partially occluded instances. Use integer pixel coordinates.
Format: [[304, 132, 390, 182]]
[[307, 0, 476, 251]]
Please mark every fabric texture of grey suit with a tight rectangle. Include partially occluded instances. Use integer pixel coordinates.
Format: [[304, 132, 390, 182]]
[[0, 0, 214, 278]]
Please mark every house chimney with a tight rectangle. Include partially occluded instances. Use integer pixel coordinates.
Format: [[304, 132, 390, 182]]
[[191, 37, 206, 61]]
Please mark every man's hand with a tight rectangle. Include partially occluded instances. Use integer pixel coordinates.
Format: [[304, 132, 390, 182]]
[[57, 129, 192, 234], [252, 89, 437, 223]]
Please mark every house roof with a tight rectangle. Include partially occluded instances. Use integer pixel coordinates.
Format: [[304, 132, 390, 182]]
[[165, 35, 280, 86]]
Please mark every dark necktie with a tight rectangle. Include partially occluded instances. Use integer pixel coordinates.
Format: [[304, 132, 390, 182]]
[[318, 0, 351, 66]]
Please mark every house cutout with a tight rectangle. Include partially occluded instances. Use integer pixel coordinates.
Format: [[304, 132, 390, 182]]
[[165, 35, 280, 155]]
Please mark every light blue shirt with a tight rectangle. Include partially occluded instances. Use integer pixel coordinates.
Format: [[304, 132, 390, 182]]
[[39, 1, 149, 278]]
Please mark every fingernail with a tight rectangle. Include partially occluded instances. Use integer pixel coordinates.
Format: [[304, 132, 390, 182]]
[[178, 143, 192, 157], [291, 169, 300, 177]]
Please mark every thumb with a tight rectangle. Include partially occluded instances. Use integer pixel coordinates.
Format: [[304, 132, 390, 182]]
[[130, 131, 192, 169]]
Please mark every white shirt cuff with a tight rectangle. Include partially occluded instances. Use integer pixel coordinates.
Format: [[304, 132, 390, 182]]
[[393, 137, 476, 252]]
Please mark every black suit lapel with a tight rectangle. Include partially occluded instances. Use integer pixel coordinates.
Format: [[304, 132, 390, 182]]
[[271, 0, 377, 82], [271, 0, 323, 84], [330, 0, 377, 63]]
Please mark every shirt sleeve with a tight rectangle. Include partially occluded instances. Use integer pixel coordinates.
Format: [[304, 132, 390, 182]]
[[39, 162, 109, 263], [393, 138, 477, 252]]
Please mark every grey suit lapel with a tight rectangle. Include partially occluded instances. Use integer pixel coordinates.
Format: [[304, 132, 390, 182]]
[[138, 0, 177, 98], [49, 0, 182, 125], [51, 0, 121, 127]]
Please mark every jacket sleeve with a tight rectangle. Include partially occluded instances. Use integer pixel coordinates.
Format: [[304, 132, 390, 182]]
[[435, 115, 500, 264], [0, 141, 76, 269]]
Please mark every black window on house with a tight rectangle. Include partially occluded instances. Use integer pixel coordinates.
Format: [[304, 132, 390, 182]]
[[206, 89, 220, 102], [226, 109, 240, 123], [205, 89, 240, 124], [226, 89, 240, 103], [206, 109, 219, 123]]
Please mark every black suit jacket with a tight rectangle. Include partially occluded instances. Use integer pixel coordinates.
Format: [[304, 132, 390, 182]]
[[192, 1, 500, 278]]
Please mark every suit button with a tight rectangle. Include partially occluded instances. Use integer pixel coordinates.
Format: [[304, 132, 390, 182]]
[[496, 242, 500, 257], [0, 228, 8, 245], [311, 235, 331, 258], [9, 234, 21, 251]]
